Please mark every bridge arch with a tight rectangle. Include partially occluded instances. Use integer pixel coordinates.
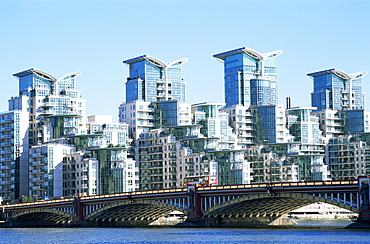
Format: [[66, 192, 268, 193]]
[[10, 209, 73, 224], [86, 199, 187, 222], [204, 192, 358, 218]]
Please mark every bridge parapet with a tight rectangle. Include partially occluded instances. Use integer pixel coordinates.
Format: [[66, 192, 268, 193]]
[[197, 180, 358, 192]]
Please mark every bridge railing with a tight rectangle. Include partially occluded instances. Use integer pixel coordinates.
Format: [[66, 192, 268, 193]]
[[197, 180, 359, 191], [1, 197, 74, 209], [81, 187, 188, 201]]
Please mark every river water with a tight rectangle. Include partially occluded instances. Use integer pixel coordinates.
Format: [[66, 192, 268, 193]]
[[1, 219, 369, 244]]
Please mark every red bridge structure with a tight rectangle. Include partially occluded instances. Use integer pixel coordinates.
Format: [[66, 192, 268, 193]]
[[1, 177, 369, 228]]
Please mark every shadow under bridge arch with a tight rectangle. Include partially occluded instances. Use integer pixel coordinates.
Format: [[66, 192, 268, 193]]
[[85, 199, 188, 224], [203, 192, 358, 219], [10, 209, 73, 226]]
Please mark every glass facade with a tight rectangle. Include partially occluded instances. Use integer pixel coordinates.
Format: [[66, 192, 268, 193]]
[[153, 100, 180, 127], [214, 47, 281, 107], [191, 103, 234, 142], [210, 150, 249, 185], [123, 55, 187, 103], [287, 107, 321, 144], [90, 147, 134, 194], [341, 109, 366, 134], [251, 105, 277, 144], [309, 69, 366, 111]]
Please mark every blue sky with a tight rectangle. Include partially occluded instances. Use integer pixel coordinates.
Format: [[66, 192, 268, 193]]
[[1, 0, 369, 121]]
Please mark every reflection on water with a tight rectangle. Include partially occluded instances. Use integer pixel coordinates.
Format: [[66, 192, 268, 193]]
[[0, 220, 367, 244], [295, 218, 353, 227]]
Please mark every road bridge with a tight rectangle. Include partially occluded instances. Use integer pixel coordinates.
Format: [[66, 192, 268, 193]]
[[1, 178, 368, 227]]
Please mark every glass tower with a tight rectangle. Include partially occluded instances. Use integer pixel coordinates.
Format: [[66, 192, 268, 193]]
[[11, 68, 87, 145], [123, 55, 188, 103], [308, 68, 368, 111], [213, 47, 282, 107]]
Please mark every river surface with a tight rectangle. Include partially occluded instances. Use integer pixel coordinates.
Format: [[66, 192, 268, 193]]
[[1, 219, 369, 244]]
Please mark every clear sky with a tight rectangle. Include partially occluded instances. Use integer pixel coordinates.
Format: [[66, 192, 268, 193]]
[[1, 0, 369, 121]]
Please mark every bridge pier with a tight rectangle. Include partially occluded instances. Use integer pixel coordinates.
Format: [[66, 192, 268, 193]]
[[186, 186, 202, 218], [356, 177, 370, 224], [346, 176, 370, 228], [72, 194, 85, 222]]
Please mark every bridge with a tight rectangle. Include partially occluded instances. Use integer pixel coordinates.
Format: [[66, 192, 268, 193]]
[[1, 178, 369, 228]]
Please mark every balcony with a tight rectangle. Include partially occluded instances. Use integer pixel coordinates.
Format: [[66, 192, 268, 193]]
[[137, 114, 155, 120], [30, 153, 46, 158], [0, 149, 13, 155], [40, 109, 56, 115], [0, 119, 13, 125], [30, 169, 46, 175], [0, 165, 12, 170], [0, 157, 12, 162], [31, 178, 45, 183], [0, 173, 12, 178], [156, 79, 165, 84], [31, 161, 45, 166], [151, 163, 163, 168], [40, 102, 55, 107], [31, 186, 45, 191], [0, 126, 14, 132], [139, 107, 155, 112], [148, 178, 163, 183], [65, 103, 75, 108], [156, 93, 166, 98], [0, 133, 14, 140], [64, 122, 77, 128]]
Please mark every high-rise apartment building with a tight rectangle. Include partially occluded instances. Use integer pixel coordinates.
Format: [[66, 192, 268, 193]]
[[120, 55, 189, 140], [246, 146, 300, 183], [191, 102, 235, 147], [0, 111, 29, 202], [87, 115, 130, 147], [123, 55, 188, 103], [153, 100, 191, 128], [11, 69, 87, 145], [119, 101, 154, 140], [63, 151, 98, 197], [89, 147, 137, 194], [213, 47, 282, 108], [29, 142, 75, 199], [1, 68, 88, 202], [209, 149, 251, 185], [309, 69, 370, 138], [286, 107, 322, 144], [327, 134, 370, 180], [308, 68, 368, 111], [250, 104, 288, 144], [65, 115, 136, 195], [220, 105, 254, 148]]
